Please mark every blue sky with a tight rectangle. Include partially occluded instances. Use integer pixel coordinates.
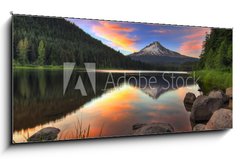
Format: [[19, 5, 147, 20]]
[[67, 18, 210, 58]]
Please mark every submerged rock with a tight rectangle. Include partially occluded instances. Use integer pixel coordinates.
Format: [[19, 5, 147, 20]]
[[184, 92, 196, 111], [193, 124, 206, 131], [205, 109, 232, 130], [28, 127, 60, 142], [132, 123, 147, 130], [132, 123, 174, 135], [190, 95, 224, 122]]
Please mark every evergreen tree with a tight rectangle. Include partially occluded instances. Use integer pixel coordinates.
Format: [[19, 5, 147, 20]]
[[17, 38, 29, 64], [37, 40, 46, 65], [199, 28, 232, 70], [13, 15, 152, 70]]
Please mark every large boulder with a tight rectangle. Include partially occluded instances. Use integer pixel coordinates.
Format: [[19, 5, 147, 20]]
[[183, 92, 196, 111], [205, 109, 232, 130], [190, 95, 224, 122], [208, 90, 229, 104], [28, 127, 60, 142], [132, 123, 174, 135], [226, 87, 232, 99], [193, 124, 206, 131]]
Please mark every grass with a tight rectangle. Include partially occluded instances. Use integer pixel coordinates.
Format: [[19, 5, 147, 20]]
[[192, 70, 232, 94], [13, 64, 123, 71], [73, 118, 91, 139], [58, 118, 105, 140], [13, 65, 64, 70]]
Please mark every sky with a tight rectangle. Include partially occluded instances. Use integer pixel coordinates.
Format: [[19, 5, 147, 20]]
[[66, 18, 211, 58]]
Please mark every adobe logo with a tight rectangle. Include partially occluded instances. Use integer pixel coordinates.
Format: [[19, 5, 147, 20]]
[[63, 62, 96, 96]]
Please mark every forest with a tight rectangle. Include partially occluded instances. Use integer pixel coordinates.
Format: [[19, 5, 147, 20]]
[[194, 28, 232, 93], [198, 28, 232, 71], [12, 15, 151, 70], [13, 15, 200, 71]]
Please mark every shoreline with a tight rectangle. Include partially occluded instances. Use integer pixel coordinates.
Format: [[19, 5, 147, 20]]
[[13, 65, 190, 74]]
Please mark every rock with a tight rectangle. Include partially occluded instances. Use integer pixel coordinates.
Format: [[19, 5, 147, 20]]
[[183, 92, 196, 111], [132, 123, 147, 130], [132, 123, 174, 135], [27, 127, 60, 142], [205, 109, 232, 130], [227, 99, 232, 110], [208, 90, 229, 104], [193, 124, 206, 131], [226, 87, 232, 99], [190, 95, 224, 122], [225, 88, 233, 109]]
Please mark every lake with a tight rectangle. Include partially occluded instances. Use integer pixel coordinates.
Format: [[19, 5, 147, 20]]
[[13, 69, 200, 142]]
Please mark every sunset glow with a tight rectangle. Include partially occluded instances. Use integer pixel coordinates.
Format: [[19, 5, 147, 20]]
[[67, 18, 211, 57], [92, 21, 138, 52]]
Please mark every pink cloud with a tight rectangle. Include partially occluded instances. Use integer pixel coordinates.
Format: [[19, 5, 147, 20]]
[[179, 27, 211, 58], [92, 21, 138, 52]]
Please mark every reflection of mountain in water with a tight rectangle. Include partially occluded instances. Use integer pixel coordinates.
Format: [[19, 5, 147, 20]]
[[127, 73, 196, 99], [13, 70, 196, 131], [141, 86, 172, 99]]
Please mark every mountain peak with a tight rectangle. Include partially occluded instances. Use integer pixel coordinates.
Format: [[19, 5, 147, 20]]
[[131, 41, 181, 57], [151, 41, 160, 45], [129, 41, 199, 67]]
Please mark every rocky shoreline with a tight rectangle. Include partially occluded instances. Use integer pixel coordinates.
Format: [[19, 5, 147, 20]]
[[132, 87, 232, 135], [25, 88, 232, 142], [185, 87, 233, 131]]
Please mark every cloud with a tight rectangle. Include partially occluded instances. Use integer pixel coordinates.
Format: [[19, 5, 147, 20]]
[[151, 26, 186, 35], [179, 39, 204, 57], [151, 29, 174, 34], [92, 21, 138, 52], [183, 28, 210, 39], [178, 27, 211, 58]]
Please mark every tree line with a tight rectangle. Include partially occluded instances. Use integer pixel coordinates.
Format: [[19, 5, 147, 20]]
[[198, 28, 232, 71], [13, 15, 151, 69]]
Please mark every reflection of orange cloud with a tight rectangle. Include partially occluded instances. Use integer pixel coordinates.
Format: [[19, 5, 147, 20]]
[[179, 28, 211, 58], [85, 85, 138, 120], [145, 103, 192, 131], [176, 87, 188, 101], [92, 21, 137, 52], [78, 85, 140, 136], [176, 86, 200, 102]]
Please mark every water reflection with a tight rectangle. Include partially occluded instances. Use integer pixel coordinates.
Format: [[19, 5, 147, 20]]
[[13, 70, 200, 142]]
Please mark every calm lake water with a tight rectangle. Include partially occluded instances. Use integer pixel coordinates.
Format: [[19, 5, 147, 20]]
[[13, 69, 200, 143]]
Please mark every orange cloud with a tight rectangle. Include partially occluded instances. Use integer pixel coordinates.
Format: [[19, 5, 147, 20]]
[[179, 28, 211, 58], [179, 40, 204, 57], [92, 21, 138, 52], [100, 21, 134, 32], [183, 28, 210, 39]]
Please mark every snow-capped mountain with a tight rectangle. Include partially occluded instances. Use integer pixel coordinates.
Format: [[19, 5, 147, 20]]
[[131, 41, 181, 57], [129, 41, 198, 66]]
